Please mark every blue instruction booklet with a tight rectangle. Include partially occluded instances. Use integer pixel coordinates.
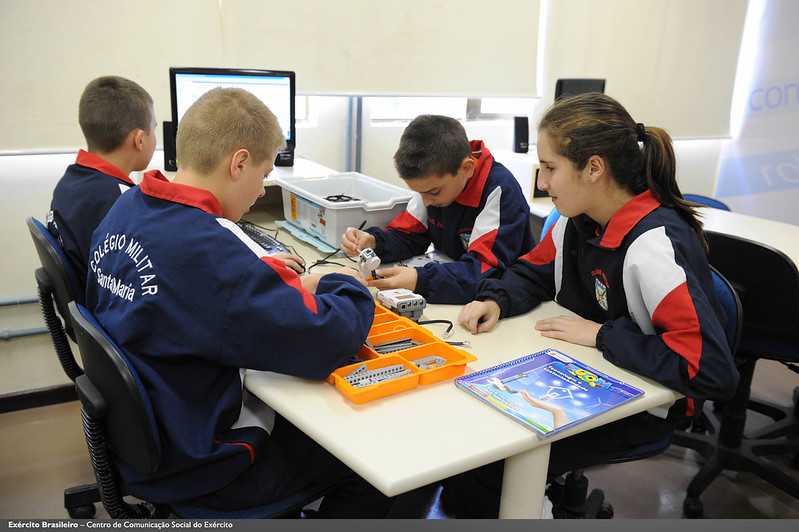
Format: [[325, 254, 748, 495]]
[[455, 348, 644, 437]]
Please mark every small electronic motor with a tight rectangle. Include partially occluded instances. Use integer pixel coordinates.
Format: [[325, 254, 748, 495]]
[[358, 248, 381, 279], [377, 288, 427, 321]]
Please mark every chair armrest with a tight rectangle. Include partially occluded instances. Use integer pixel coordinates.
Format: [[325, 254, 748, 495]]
[[75, 375, 107, 419]]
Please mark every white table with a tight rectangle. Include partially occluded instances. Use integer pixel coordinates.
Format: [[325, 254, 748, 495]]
[[266, 157, 337, 183], [243, 220, 680, 518], [699, 207, 799, 265], [526, 199, 799, 264]]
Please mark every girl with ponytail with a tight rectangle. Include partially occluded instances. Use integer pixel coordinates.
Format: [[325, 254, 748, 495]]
[[441, 93, 738, 518]]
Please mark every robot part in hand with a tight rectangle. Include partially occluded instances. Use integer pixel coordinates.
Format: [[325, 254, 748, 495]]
[[358, 248, 381, 279], [377, 288, 427, 321]]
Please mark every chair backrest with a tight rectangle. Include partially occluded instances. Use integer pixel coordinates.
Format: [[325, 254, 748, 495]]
[[68, 302, 161, 474], [683, 194, 731, 211], [26, 217, 82, 336], [705, 230, 799, 347], [709, 266, 742, 354], [540, 207, 561, 240]]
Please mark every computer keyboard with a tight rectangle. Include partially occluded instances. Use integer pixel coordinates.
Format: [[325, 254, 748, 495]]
[[237, 221, 290, 255]]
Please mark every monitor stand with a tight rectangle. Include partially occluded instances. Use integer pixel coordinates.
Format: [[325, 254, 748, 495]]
[[163, 121, 177, 172]]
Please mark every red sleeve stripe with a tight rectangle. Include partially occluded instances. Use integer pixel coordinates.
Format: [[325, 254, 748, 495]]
[[215, 218, 319, 314], [387, 210, 427, 234], [651, 282, 702, 378], [468, 228, 499, 272], [214, 438, 255, 464], [520, 230, 556, 266], [388, 194, 427, 233], [467, 186, 502, 272], [260, 257, 319, 315]]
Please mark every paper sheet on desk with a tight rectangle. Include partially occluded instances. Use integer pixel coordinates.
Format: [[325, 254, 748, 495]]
[[276, 220, 337, 253]]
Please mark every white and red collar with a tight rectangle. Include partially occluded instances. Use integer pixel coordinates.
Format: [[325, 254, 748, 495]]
[[599, 190, 661, 249], [455, 140, 493, 208], [75, 149, 135, 186], [139, 171, 224, 216]]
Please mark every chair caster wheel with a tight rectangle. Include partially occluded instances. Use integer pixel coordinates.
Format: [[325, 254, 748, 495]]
[[67, 504, 96, 519], [597, 502, 614, 519], [683, 496, 703, 518]]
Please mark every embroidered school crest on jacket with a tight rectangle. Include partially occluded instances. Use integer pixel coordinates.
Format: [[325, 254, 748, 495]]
[[592, 268, 609, 311]]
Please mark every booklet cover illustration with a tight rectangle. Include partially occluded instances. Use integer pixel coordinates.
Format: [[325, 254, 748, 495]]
[[455, 348, 643, 436]]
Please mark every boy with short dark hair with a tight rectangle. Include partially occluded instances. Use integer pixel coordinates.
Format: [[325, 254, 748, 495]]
[[86, 87, 392, 516], [341, 114, 534, 304], [49, 75, 156, 291]]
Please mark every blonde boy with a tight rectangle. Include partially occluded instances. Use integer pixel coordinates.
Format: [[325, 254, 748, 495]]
[[85, 88, 392, 516]]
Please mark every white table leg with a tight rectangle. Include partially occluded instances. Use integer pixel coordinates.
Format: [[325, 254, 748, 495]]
[[499, 444, 551, 518]]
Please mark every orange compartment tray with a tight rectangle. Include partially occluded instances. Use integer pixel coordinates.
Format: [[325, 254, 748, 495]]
[[368, 315, 417, 336], [399, 342, 473, 385], [329, 305, 477, 403], [364, 327, 439, 357], [329, 355, 420, 404]]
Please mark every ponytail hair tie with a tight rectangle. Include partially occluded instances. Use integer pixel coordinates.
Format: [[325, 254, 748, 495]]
[[636, 122, 647, 143]]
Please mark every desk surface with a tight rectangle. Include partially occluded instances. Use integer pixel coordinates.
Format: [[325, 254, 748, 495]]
[[699, 207, 799, 265], [244, 215, 679, 499]]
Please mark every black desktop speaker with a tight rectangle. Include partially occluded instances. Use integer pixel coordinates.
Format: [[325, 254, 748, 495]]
[[163, 121, 177, 171], [274, 145, 294, 167], [513, 116, 529, 154]]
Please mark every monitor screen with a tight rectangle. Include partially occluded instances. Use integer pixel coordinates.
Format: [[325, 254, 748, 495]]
[[554, 78, 606, 100], [169, 67, 295, 149]]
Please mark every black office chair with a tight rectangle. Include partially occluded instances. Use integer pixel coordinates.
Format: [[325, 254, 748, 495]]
[[683, 194, 731, 212], [548, 266, 742, 518], [675, 231, 799, 517], [67, 302, 329, 519], [26, 217, 83, 381], [27, 217, 111, 517]]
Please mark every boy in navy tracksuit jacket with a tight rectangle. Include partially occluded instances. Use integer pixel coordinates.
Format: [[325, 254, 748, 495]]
[[445, 93, 739, 517], [49, 76, 157, 291], [86, 88, 392, 517], [341, 115, 533, 304]]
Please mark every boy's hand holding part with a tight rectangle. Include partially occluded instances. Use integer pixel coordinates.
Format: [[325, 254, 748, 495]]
[[341, 227, 376, 256], [353, 246, 418, 292], [367, 266, 418, 291]]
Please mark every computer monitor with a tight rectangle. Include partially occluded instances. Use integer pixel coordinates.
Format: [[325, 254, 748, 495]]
[[554, 78, 606, 100], [167, 67, 296, 169]]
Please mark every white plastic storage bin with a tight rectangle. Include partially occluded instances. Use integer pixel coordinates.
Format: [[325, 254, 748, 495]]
[[275, 173, 413, 248]]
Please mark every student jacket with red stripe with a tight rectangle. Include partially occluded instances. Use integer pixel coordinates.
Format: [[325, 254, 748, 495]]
[[367, 141, 534, 304], [85, 171, 375, 503], [49, 150, 135, 294], [477, 191, 739, 414]]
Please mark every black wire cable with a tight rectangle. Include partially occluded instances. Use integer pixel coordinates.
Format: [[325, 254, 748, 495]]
[[306, 220, 367, 273], [417, 319, 454, 335], [324, 194, 360, 202]]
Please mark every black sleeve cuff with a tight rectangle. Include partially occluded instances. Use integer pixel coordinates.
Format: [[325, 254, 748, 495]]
[[596, 322, 612, 354], [476, 281, 510, 318], [365, 227, 385, 256], [413, 266, 428, 296]]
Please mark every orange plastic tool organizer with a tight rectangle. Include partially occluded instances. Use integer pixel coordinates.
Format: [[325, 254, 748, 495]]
[[328, 304, 477, 403]]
